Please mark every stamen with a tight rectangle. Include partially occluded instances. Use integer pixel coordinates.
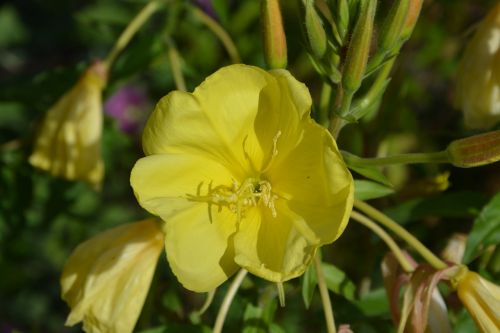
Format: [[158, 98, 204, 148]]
[[186, 178, 278, 220]]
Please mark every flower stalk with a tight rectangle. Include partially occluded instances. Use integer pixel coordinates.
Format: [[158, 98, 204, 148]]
[[342, 150, 450, 167], [353, 200, 447, 270], [192, 6, 241, 63], [314, 255, 337, 333], [104, 0, 164, 68], [213, 269, 248, 333], [351, 210, 414, 272]]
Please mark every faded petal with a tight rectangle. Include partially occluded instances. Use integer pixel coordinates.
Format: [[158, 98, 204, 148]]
[[61, 219, 164, 333], [455, 3, 500, 129], [233, 202, 317, 282], [29, 61, 106, 188], [457, 271, 500, 332], [164, 203, 239, 292]]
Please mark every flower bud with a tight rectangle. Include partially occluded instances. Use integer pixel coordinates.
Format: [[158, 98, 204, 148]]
[[342, 0, 377, 92], [336, 0, 350, 43], [379, 0, 410, 52], [455, 3, 500, 129], [400, 0, 424, 41], [29, 61, 107, 189], [305, 0, 327, 59], [446, 130, 500, 168], [261, 0, 287, 69]]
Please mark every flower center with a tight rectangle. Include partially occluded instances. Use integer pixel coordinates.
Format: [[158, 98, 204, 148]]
[[187, 177, 278, 222]]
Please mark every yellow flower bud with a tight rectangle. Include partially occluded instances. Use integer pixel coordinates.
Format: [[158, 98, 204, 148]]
[[261, 0, 288, 69], [61, 219, 164, 333], [29, 61, 107, 189], [455, 269, 500, 332], [455, 3, 500, 129]]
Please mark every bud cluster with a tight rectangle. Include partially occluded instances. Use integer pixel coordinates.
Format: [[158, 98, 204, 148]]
[[297, 0, 423, 122]]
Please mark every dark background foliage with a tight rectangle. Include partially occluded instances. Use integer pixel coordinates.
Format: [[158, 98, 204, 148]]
[[0, 1, 499, 332]]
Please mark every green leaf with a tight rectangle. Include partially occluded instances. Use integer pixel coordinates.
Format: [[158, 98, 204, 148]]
[[354, 180, 394, 200], [269, 323, 286, 333], [243, 303, 266, 333], [355, 288, 390, 316], [321, 263, 356, 301], [384, 191, 488, 225], [347, 164, 393, 187], [463, 192, 500, 264], [301, 263, 317, 309]]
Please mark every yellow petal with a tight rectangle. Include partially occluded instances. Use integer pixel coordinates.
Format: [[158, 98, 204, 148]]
[[269, 69, 312, 120], [61, 219, 164, 333], [164, 203, 239, 292], [267, 121, 354, 244], [233, 203, 316, 282], [130, 153, 235, 219], [29, 62, 105, 188]]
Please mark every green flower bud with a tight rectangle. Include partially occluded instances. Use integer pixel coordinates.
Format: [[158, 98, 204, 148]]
[[400, 0, 424, 41], [447, 130, 500, 168], [342, 0, 377, 92], [305, 0, 327, 59], [261, 0, 287, 69], [379, 0, 410, 52], [336, 0, 350, 43]]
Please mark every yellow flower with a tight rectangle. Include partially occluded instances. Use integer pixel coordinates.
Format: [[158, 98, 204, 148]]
[[29, 61, 107, 189], [61, 219, 164, 333], [130, 64, 354, 292], [455, 3, 500, 129], [455, 269, 500, 332]]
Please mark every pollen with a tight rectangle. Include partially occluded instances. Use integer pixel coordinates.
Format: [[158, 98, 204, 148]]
[[187, 177, 278, 221]]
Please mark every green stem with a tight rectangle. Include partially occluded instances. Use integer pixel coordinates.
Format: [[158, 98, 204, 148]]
[[314, 255, 337, 333], [318, 83, 332, 127], [338, 89, 354, 118], [342, 150, 450, 167], [353, 200, 447, 270], [213, 269, 248, 333], [167, 41, 187, 91], [104, 0, 164, 68], [192, 6, 241, 64], [328, 86, 345, 139], [351, 210, 414, 272]]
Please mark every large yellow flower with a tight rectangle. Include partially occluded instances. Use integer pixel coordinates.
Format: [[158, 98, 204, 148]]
[[130, 64, 354, 292], [61, 219, 164, 333], [455, 3, 500, 129], [29, 61, 106, 189]]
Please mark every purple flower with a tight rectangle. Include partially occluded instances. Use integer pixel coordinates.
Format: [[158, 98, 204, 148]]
[[104, 86, 149, 134], [193, 0, 217, 18]]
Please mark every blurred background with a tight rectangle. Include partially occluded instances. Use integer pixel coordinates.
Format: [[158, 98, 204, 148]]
[[0, 0, 499, 332]]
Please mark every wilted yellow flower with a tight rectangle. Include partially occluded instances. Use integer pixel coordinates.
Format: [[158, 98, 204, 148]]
[[29, 61, 107, 189], [61, 219, 164, 333], [455, 268, 500, 332], [455, 3, 500, 129], [131, 64, 354, 292]]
